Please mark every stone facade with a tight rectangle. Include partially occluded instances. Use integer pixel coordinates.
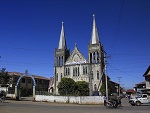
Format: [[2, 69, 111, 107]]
[[49, 15, 105, 95]]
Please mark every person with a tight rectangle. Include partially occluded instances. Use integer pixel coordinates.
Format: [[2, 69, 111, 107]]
[[103, 94, 107, 106], [109, 93, 118, 107]]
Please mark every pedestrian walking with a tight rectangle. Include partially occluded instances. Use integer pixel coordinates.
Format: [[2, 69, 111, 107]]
[[103, 95, 107, 106]]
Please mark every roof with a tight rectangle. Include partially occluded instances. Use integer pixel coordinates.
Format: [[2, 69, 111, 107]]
[[65, 44, 88, 65], [143, 65, 150, 77], [135, 81, 146, 85], [58, 21, 67, 49], [110, 81, 119, 85], [126, 89, 135, 93], [8, 72, 49, 80], [90, 14, 100, 44]]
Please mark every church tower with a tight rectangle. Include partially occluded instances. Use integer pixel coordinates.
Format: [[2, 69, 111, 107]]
[[54, 22, 70, 94], [88, 15, 105, 95]]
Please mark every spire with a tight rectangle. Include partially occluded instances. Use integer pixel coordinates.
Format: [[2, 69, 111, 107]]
[[58, 21, 67, 49], [91, 14, 100, 44]]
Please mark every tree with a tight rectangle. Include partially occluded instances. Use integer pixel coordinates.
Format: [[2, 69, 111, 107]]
[[0, 68, 10, 87], [75, 81, 89, 96], [57, 78, 76, 95], [100, 73, 117, 96]]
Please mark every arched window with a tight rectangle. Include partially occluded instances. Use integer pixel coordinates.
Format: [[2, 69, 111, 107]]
[[94, 84, 97, 91], [97, 52, 100, 63]]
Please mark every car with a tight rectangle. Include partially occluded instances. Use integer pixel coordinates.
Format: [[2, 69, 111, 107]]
[[129, 94, 149, 106]]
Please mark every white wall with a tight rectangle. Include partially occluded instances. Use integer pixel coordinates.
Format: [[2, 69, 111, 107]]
[[35, 95, 104, 104], [6, 94, 16, 98]]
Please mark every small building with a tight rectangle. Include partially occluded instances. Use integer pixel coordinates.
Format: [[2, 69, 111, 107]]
[[126, 89, 135, 95], [7, 72, 49, 97], [134, 81, 146, 92]]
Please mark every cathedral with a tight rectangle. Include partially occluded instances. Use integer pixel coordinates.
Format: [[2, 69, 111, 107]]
[[49, 15, 105, 95]]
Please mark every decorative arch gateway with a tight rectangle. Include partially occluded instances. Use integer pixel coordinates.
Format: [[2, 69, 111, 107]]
[[15, 70, 36, 100]]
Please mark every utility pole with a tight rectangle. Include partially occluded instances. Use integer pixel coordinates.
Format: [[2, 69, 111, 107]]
[[104, 51, 108, 102], [118, 77, 122, 96]]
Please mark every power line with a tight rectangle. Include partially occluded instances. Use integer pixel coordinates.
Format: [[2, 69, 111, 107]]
[[111, 0, 124, 58], [108, 64, 142, 80], [0, 45, 51, 52]]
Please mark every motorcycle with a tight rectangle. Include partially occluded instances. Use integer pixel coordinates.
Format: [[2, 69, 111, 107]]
[[105, 97, 122, 108]]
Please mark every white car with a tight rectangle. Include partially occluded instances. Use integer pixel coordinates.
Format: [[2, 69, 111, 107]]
[[129, 94, 149, 106]]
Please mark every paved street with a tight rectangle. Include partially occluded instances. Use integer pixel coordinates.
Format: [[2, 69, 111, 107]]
[[0, 98, 150, 113]]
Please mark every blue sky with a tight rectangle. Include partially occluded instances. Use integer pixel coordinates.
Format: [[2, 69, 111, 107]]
[[0, 0, 150, 89]]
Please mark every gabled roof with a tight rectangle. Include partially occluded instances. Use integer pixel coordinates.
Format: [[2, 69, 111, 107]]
[[65, 44, 88, 65], [143, 65, 150, 77]]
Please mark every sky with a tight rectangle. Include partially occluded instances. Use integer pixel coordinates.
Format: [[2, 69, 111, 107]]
[[0, 0, 150, 89]]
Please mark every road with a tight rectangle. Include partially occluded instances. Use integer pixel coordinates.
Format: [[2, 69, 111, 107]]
[[0, 98, 150, 113]]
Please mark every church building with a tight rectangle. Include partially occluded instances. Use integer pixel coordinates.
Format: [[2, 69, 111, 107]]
[[49, 15, 105, 95]]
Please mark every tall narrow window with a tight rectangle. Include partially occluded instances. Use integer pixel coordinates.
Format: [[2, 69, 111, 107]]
[[75, 67, 77, 76], [65, 68, 67, 76], [85, 66, 87, 74], [56, 73, 58, 81], [92, 52, 95, 63], [91, 71, 93, 79], [97, 52, 100, 63], [97, 71, 99, 79], [62, 56, 64, 66], [58, 57, 60, 66], [78, 67, 80, 76], [61, 73, 62, 79], [90, 53, 92, 63], [83, 66, 85, 74], [94, 84, 97, 91], [68, 68, 70, 75], [73, 67, 75, 76]]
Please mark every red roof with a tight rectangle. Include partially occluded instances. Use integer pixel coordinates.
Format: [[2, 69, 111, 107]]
[[126, 89, 135, 93]]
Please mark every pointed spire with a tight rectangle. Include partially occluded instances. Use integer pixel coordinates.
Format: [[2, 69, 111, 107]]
[[58, 21, 67, 49], [91, 14, 100, 44]]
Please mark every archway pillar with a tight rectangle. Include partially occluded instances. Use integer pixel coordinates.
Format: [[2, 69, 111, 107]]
[[15, 86, 17, 98], [33, 86, 35, 99]]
